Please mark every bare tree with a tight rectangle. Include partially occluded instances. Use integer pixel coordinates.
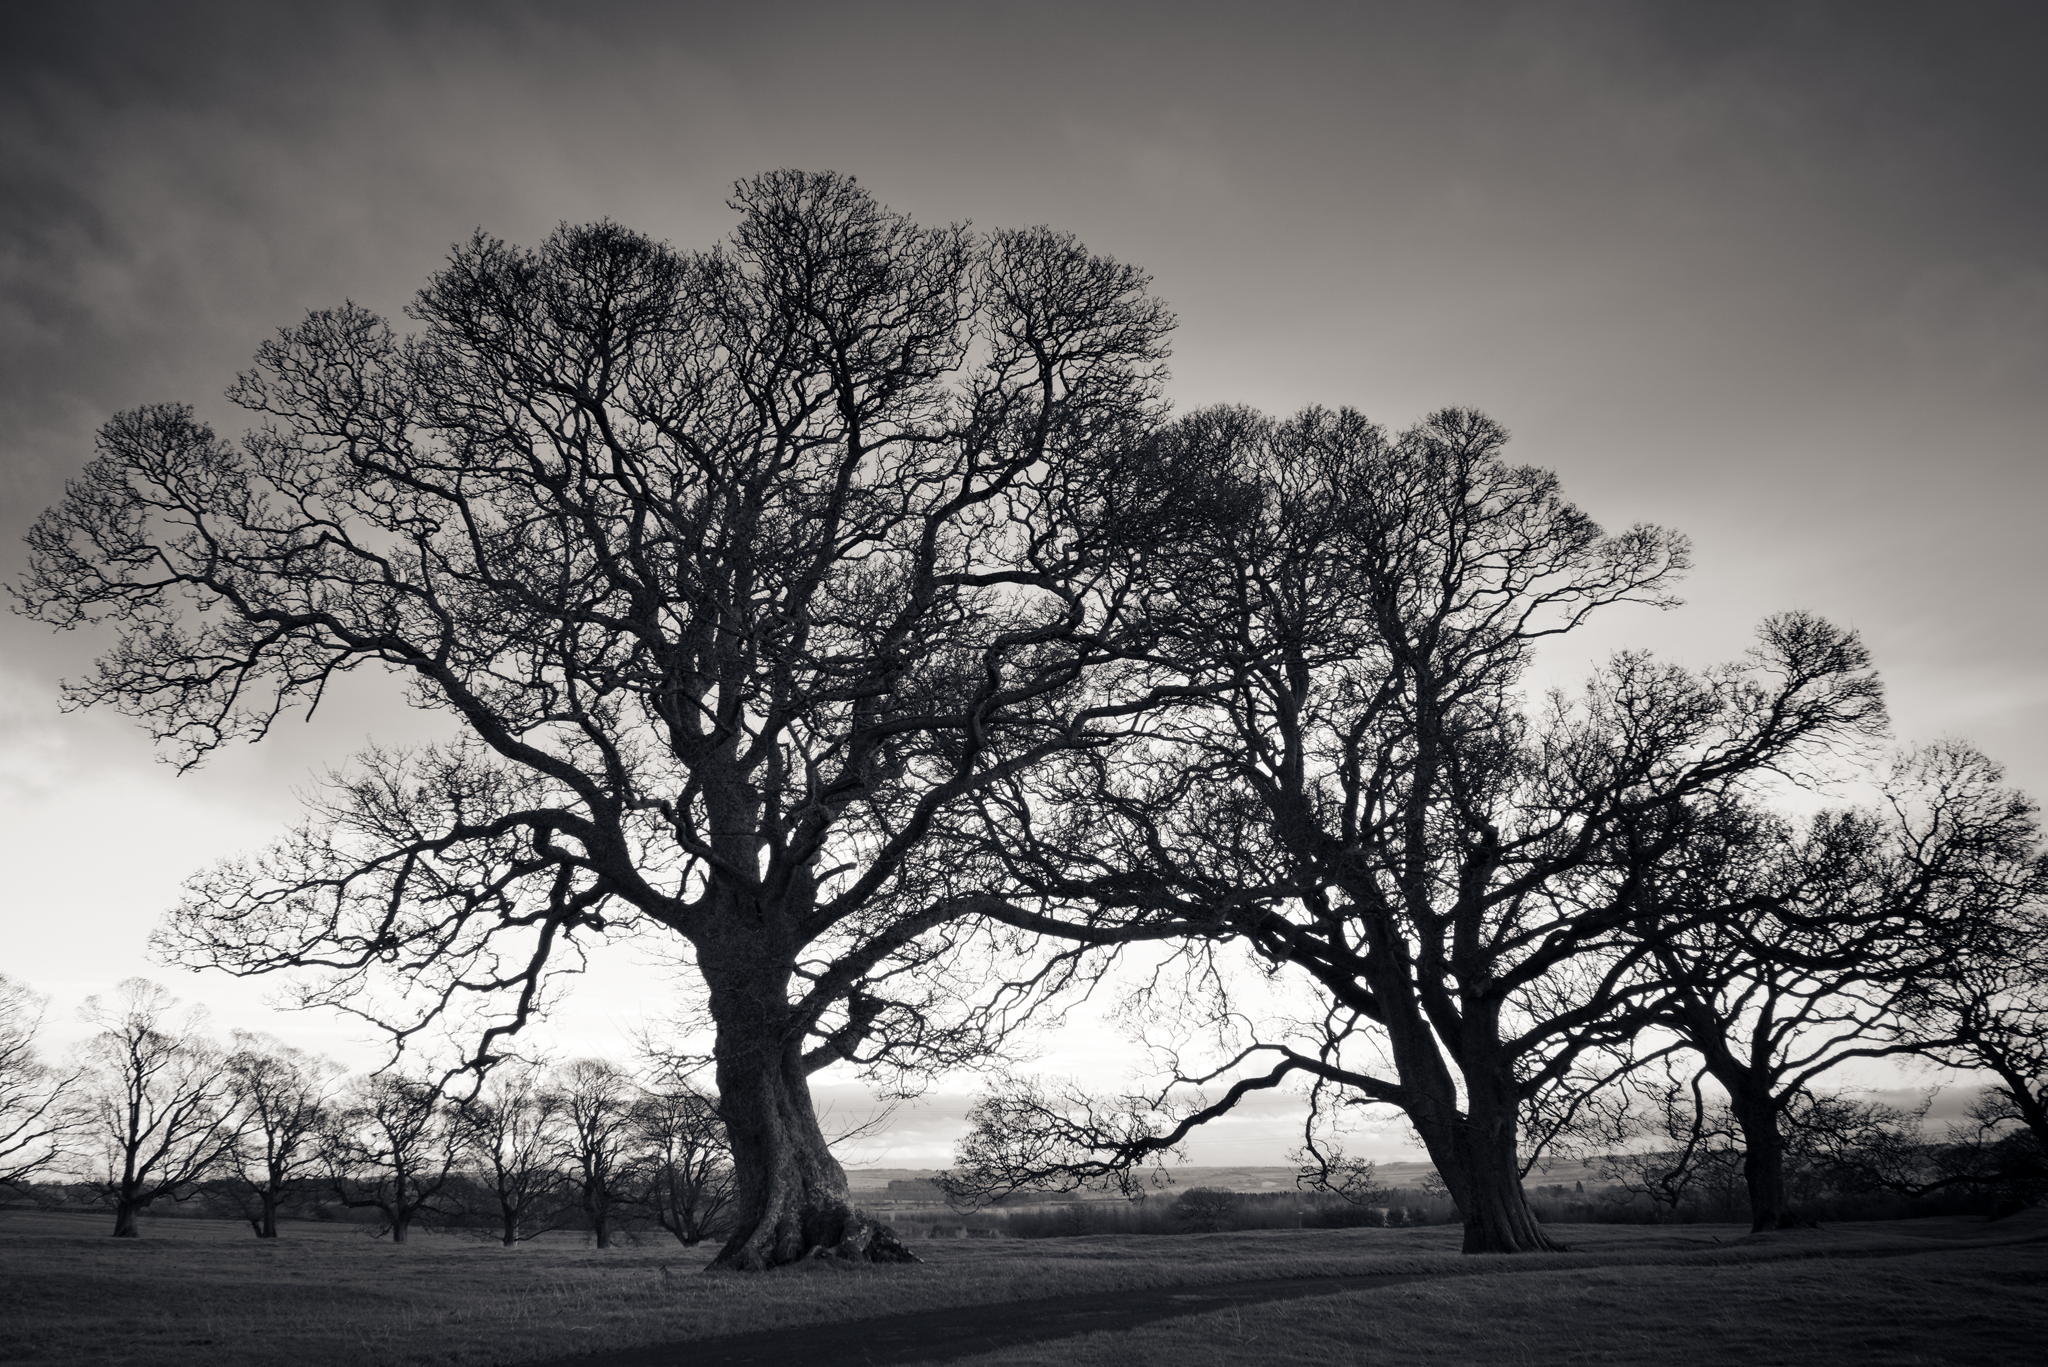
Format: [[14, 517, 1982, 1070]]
[[222, 1031, 342, 1237], [453, 1058, 573, 1245], [321, 1073, 462, 1242], [20, 169, 1185, 1268], [553, 1058, 639, 1248], [630, 1079, 735, 1247], [76, 979, 242, 1236], [0, 974, 87, 1191], [1635, 743, 2039, 1229], [953, 405, 1883, 1252]]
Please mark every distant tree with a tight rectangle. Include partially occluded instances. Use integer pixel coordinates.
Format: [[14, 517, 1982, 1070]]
[[1636, 744, 2038, 1229], [553, 1058, 639, 1248], [453, 1059, 574, 1245], [22, 168, 1183, 1268], [0, 973, 87, 1191], [1171, 1186, 1238, 1233], [321, 1073, 462, 1242], [1780, 1088, 1938, 1203], [1935, 1093, 2048, 1213], [949, 405, 1882, 1253], [76, 979, 243, 1236], [630, 1078, 735, 1246], [222, 1031, 342, 1237]]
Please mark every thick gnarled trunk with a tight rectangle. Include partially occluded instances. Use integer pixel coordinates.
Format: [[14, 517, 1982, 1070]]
[[1407, 1080, 1565, 1254], [1360, 920, 1563, 1255], [253, 1188, 281, 1238], [703, 952, 917, 1271]]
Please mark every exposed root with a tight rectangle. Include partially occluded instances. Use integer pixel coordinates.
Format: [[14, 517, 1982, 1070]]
[[807, 1209, 921, 1264], [711, 1203, 924, 1270]]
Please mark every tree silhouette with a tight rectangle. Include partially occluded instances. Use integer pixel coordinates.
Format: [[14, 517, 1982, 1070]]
[[0, 974, 86, 1191], [553, 1058, 639, 1248], [1637, 743, 2042, 1229], [630, 1079, 735, 1247], [77, 979, 242, 1237], [222, 1031, 341, 1237], [17, 170, 1183, 1267], [320, 1072, 462, 1242], [452, 1059, 575, 1245], [949, 404, 1885, 1253]]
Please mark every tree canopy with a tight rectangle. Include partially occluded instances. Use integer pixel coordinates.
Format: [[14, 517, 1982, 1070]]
[[946, 403, 1889, 1252], [19, 170, 1191, 1267]]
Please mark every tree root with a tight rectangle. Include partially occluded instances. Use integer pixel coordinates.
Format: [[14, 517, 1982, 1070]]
[[808, 1209, 921, 1264]]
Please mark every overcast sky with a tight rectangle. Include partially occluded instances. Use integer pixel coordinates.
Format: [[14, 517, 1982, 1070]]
[[3, 0, 2042, 1166]]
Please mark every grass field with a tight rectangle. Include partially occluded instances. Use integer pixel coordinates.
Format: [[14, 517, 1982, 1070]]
[[3, 1207, 2042, 1367], [950, 1227, 2048, 1367]]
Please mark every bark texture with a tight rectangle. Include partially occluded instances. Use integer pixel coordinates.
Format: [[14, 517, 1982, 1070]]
[[707, 957, 918, 1269], [1402, 1065, 1565, 1254]]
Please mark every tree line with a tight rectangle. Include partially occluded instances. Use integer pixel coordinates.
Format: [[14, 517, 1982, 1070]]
[[13, 168, 2045, 1265], [0, 976, 734, 1244]]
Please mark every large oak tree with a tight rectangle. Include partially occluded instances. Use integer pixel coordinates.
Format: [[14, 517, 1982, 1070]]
[[17, 171, 1182, 1267]]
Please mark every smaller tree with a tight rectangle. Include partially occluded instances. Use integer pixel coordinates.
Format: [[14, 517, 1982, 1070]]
[[453, 1060, 574, 1245], [222, 1032, 342, 1237], [630, 1079, 735, 1247], [1785, 1088, 2046, 1216], [1635, 745, 2034, 1230], [0, 973, 87, 1191], [1937, 1092, 2048, 1214], [1891, 754, 2048, 1171], [1781, 1089, 1937, 1203], [77, 979, 242, 1236], [555, 1059, 640, 1248], [321, 1073, 462, 1242], [1171, 1186, 1238, 1233]]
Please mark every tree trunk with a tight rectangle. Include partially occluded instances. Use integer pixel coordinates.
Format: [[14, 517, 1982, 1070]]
[[112, 1195, 143, 1238], [1411, 1084, 1566, 1254], [1357, 942, 1563, 1255], [390, 1208, 412, 1243], [258, 1187, 280, 1238], [703, 954, 918, 1271], [501, 1206, 519, 1247], [1731, 1095, 1798, 1232]]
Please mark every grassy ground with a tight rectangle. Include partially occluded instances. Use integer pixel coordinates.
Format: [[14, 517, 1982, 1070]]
[[2, 1207, 2041, 1367], [949, 1230, 2048, 1367]]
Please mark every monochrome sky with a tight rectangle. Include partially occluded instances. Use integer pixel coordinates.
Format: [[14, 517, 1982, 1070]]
[[3, 0, 2043, 1165]]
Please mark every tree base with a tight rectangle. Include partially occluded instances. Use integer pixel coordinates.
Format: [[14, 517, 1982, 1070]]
[[711, 1204, 922, 1270], [1460, 1220, 1570, 1254], [808, 1209, 921, 1264]]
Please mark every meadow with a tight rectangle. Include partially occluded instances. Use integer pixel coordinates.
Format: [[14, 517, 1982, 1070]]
[[1, 1206, 2042, 1367]]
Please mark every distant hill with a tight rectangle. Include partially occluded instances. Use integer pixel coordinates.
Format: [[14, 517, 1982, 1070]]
[[846, 1157, 1608, 1195]]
